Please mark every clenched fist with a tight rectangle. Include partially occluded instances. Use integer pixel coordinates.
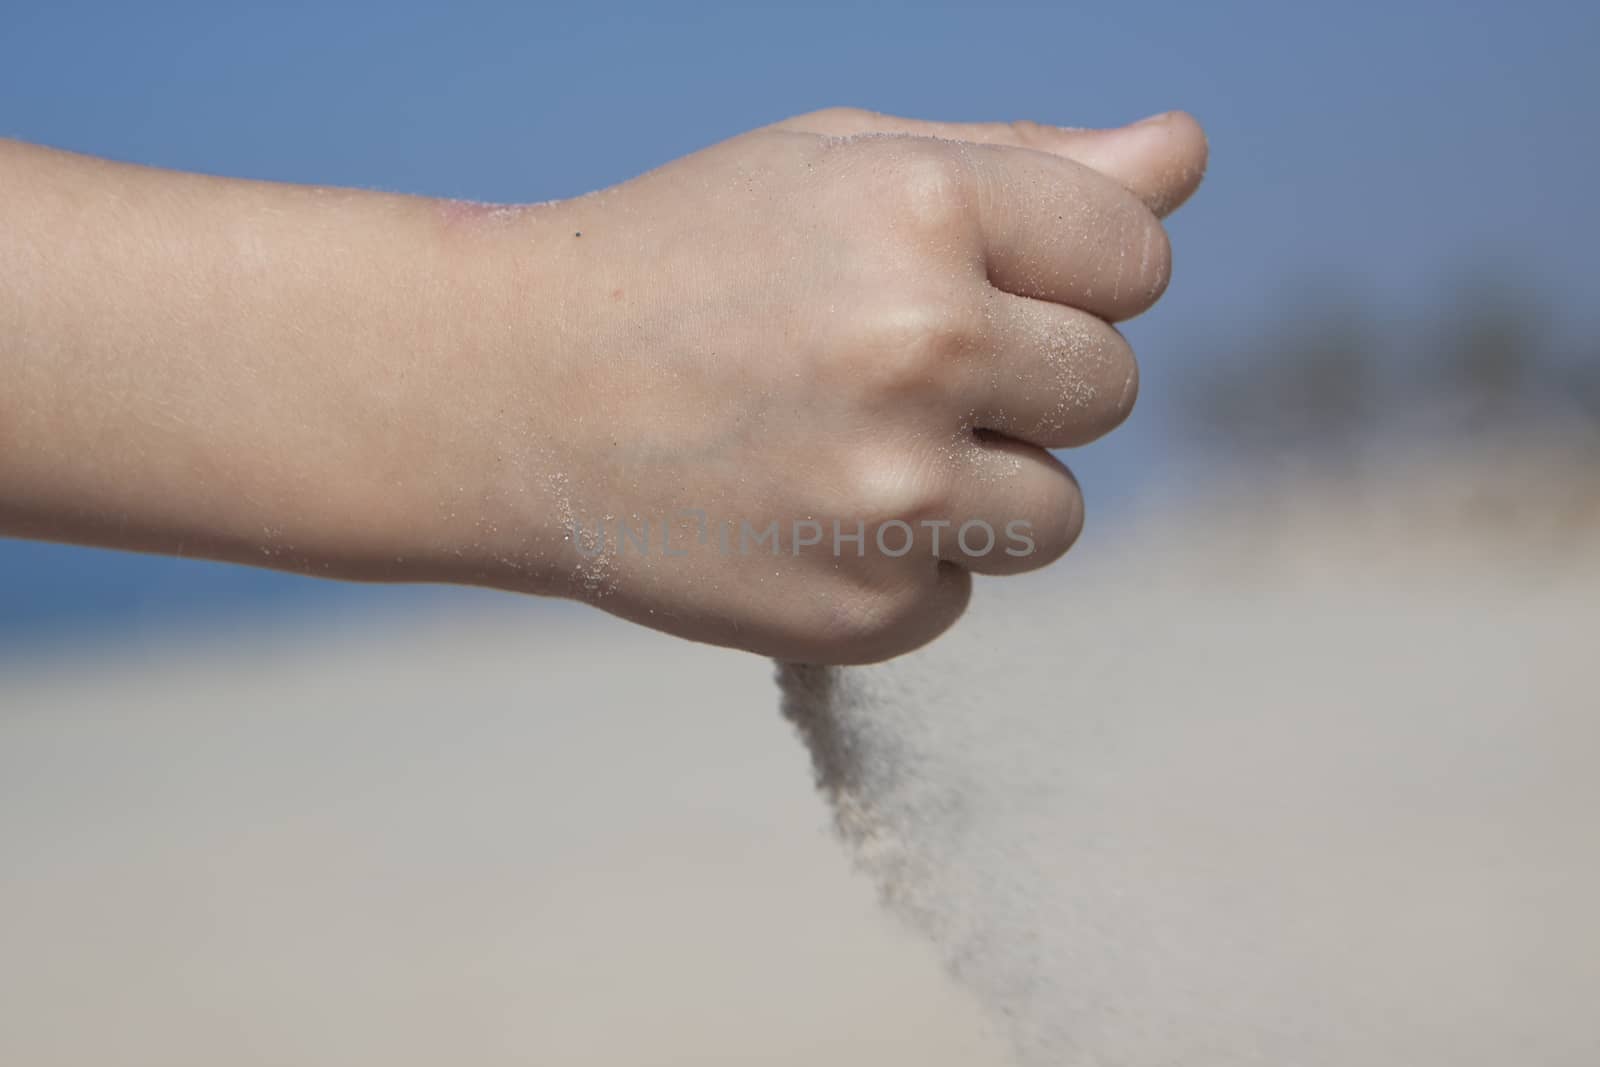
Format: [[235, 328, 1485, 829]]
[[453, 108, 1207, 661], [0, 109, 1206, 662]]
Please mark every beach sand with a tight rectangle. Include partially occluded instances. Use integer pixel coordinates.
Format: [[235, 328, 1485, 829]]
[[0, 610, 1005, 1066]]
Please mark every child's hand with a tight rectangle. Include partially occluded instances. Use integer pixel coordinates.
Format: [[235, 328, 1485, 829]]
[[0, 110, 1205, 663], [457, 109, 1208, 661]]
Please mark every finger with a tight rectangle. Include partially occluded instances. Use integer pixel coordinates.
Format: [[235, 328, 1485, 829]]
[[820, 559, 973, 665], [964, 291, 1138, 449], [934, 436, 1084, 576], [1033, 111, 1208, 219], [775, 107, 1208, 218], [951, 139, 1173, 321]]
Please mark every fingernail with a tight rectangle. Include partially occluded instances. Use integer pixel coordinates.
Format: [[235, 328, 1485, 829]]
[[1131, 111, 1174, 128]]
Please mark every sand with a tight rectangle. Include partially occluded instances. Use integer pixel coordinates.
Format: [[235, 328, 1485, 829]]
[[780, 437, 1600, 1066], [0, 610, 1005, 1066]]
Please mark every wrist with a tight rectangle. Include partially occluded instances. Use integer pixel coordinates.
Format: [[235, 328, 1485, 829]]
[[351, 196, 582, 595]]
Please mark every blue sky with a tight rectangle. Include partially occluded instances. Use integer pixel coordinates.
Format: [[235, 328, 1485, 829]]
[[2, 0, 1596, 647]]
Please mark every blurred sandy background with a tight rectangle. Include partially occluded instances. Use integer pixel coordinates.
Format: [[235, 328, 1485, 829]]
[[1, 611, 1009, 1065]]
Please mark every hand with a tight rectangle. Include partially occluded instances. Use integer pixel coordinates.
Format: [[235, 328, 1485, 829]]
[[0, 112, 1205, 664], [454, 108, 1208, 662]]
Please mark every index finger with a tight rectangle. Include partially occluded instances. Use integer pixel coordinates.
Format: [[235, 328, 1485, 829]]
[[955, 140, 1173, 321]]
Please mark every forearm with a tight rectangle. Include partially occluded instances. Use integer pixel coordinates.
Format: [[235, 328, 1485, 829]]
[[0, 139, 553, 586], [0, 108, 1208, 663]]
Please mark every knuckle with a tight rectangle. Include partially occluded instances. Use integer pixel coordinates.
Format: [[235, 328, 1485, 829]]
[[823, 563, 971, 662], [811, 105, 873, 126], [829, 577, 936, 651], [1005, 118, 1059, 150], [881, 148, 973, 236], [842, 446, 950, 526], [854, 294, 981, 389]]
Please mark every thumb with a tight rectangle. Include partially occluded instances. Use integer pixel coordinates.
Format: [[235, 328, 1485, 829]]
[[775, 107, 1208, 218]]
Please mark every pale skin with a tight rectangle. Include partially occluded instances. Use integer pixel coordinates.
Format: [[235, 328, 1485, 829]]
[[0, 108, 1207, 663]]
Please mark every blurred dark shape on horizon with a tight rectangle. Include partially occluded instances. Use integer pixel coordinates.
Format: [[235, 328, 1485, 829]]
[[1178, 277, 1600, 471]]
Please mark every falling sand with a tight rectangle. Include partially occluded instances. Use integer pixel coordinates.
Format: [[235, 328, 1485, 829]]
[[778, 433, 1600, 1067]]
